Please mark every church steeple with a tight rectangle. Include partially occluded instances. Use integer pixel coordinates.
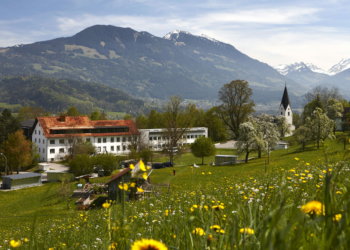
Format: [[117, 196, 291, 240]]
[[281, 84, 291, 110]]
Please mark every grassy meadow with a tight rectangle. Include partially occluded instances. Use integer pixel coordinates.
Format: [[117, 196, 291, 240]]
[[1, 134, 350, 249]]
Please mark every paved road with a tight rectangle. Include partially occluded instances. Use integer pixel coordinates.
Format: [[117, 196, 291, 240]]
[[215, 140, 237, 149]]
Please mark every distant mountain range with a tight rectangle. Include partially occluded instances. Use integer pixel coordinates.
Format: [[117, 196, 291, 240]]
[[273, 60, 350, 96], [0, 25, 306, 108]]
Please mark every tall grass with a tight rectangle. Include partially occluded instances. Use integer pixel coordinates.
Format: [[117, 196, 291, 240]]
[[1, 157, 350, 249]]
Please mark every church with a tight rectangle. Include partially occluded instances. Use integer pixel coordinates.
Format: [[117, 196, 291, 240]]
[[278, 85, 295, 135]]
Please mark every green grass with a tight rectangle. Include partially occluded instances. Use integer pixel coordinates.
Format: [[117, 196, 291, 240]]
[[1, 134, 350, 249]]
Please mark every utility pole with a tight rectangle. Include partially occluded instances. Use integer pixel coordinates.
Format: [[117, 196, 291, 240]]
[[0, 153, 7, 176]]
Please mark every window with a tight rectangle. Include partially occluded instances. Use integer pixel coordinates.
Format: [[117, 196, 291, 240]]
[[39, 139, 41, 143], [59, 139, 64, 144], [98, 138, 101, 143], [59, 148, 64, 153], [158, 137, 161, 140], [187, 135, 190, 139], [50, 140, 55, 144], [86, 138, 90, 142], [35, 138, 37, 143], [191, 135, 194, 138], [35, 130, 37, 134], [103, 146, 106, 152], [111, 137, 114, 143], [288, 112, 290, 116], [195, 135, 198, 138], [97, 147, 101, 152], [122, 137, 126, 142], [153, 137, 156, 140], [281, 112, 283, 115], [39, 148, 40, 153], [111, 146, 114, 151], [117, 137, 120, 142], [50, 149, 55, 154], [103, 138, 107, 143], [117, 146, 120, 151], [43, 149, 45, 153], [149, 137, 152, 141], [123, 145, 126, 151], [39, 131, 41, 135], [43, 139, 45, 144]]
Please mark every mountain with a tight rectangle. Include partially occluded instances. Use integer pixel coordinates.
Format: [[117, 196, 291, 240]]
[[328, 58, 350, 75], [0, 25, 305, 107], [0, 75, 146, 115], [273, 62, 330, 87]]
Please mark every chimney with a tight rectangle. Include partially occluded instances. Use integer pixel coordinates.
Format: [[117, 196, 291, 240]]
[[60, 115, 66, 122]]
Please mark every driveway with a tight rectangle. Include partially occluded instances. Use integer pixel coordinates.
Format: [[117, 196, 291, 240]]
[[215, 140, 237, 149]]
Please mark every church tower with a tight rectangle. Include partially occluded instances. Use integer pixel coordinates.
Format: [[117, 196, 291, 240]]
[[278, 85, 294, 128]]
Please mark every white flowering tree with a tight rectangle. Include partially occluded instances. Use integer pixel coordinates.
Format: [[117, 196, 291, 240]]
[[275, 116, 292, 138], [253, 114, 280, 158], [306, 107, 335, 149], [294, 126, 312, 151], [236, 119, 263, 163], [326, 98, 343, 132]]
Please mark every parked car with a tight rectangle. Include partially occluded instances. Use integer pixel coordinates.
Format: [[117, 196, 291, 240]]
[[162, 162, 174, 167], [152, 163, 164, 169]]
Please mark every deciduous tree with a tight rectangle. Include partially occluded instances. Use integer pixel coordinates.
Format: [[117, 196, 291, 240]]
[[217, 80, 255, 137], [190, 136, 216, 165], [294, 126, 312, 151], [0, 109, 21, 147], [275, 116, 292, 138], [69, 154, 94, 176], [2, 130, 32, 173], [236, 120, 262, 163]]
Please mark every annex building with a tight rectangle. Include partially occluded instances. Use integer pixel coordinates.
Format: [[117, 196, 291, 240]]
[[31, 116, 139, 162], [139, 127, 208, 150]]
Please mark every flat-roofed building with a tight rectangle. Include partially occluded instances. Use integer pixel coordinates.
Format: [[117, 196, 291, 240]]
[[31, 116, 139, 162], [139, 127, 208, 151]]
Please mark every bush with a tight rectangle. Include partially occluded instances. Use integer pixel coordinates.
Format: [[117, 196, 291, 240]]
[[69, 154, 94, 177]]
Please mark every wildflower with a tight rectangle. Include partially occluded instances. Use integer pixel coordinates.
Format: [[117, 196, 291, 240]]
[[143, 172, 148, 180], [287, 177, 291, 180], [193, 205, 199, 208], [118, 183, 123, 190], [131, 238, 168, 250], [146, 166, 151, 170], [165, 210, 169, 216], [130, 164, 135, 170], [336, 191, 342, 194], [207, 234, 213, 241], [24, 238, 28, 243], [212, 205, 225, 210], [193, 227, 205, 236], [204, 205, 208, 210], [295, 158, 299, 161], [190, 207, 194, 212], [219, 229, 225, 234], [123, 183, 129, 191], [323, 170, 327, 174], [10, 240, 21, 248], [137, 187, 144, 193], [139, 160, 146, 171], [130, 182, 136, 188], [102, 202, 111, 209], [202, 172, 205, 175], [329, 169, 333, 172], [334, 214, 342, 221], [209, 172, 211, 174], [109, 243, 118, 250], [239, 228, 254, 234], [306, 163, 310, 166], [210, 225, 220, 231], [301, 201, 324, 215]]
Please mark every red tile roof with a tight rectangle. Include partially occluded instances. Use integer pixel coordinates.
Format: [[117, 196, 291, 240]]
[[34, 116, 139, 138], [106, 167, 131, 184]]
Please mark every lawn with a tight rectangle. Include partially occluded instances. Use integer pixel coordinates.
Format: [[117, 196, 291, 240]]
[[0, 134, 349, 249]]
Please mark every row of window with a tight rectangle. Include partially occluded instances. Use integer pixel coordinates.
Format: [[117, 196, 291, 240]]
[[47, 137, 136, 145], [35, 138, 45, 144], [149, 135, 204, 141], [97, 145, 127, 152], [51, 128, 129, 134]]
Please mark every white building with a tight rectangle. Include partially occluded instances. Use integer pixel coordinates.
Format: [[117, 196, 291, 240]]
[[278, 85, 295, 134], [139, 127, 208, 151], [31, 116, 139, 162]]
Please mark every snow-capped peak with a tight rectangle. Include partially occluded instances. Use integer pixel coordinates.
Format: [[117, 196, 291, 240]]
[[163, 30, 193, 40], [328, 58, 350, 75], [305, 63, 327, 74], [274, 62, 327, 75]]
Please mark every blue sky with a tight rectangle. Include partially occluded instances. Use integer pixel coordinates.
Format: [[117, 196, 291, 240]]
[[1, 0, 350, 70]]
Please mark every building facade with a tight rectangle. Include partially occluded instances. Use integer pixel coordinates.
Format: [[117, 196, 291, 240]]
[[31, 116, 139, 162], [139, 127, 208, 151]]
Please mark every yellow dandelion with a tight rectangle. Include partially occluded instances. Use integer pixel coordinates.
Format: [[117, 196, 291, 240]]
[[333, 214, 342, 221], [239, 228, 254, 234], [102, 202, 111, 209], [301, 201, 324, 215], [146, 166, 151, 170], [336, 191, 342, 194], [109, 243, 118, 250], [329, 169, 333, 172], [295, 157, 300, 161], [143, 172, 148, 180], [287, 177, 291, 180], [165, 210, 169, 216], [137, 187, 144, 193], [130, 164, 135, 170], [323, 170, 327, 174], [202, 172, 205, 175], [130, 182, 136, 188], [131, 238, 168, 250], [306, 163, 310, 166], [10, 240, 21, 248], [139, 160, 146, 171], [209, 172, 212, 174], [123, 183, 129, 191], [210, 225, 221, 231], [193, 227, 205, 236], [118, 183, 123, 190]]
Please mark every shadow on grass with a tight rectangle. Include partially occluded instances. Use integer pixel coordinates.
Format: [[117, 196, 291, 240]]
[[89, 196, 108, 209]]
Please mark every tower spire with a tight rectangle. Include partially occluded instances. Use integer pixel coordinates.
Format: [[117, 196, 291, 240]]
[[281, 85, 291, 110]]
